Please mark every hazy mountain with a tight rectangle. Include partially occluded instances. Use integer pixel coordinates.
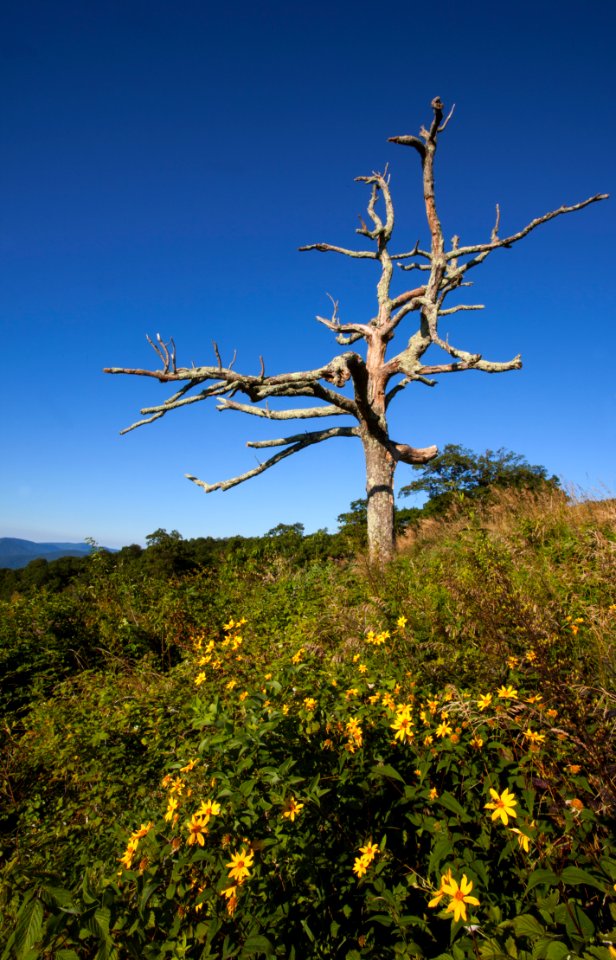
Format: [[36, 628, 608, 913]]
[[0, 538, 101, 569]]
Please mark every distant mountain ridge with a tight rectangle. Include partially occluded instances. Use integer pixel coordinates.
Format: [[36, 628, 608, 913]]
[[0, 538, 100, 569]]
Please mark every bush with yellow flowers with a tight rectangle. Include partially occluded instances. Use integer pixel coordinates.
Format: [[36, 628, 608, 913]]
[[11, 613, 613, 959]]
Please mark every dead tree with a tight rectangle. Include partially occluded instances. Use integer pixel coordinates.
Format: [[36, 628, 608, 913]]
[[105, 98, 607, 565]]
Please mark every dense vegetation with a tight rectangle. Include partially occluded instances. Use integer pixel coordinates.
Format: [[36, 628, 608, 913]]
[[1, 470, 615, 958]]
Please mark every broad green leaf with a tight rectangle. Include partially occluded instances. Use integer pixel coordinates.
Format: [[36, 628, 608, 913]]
[[564, 901, 594, 942], [560, 866, 607, 891], [370, 763, 406, 784], [545, 943, 570, 960], [478, 939, 509, 959], [512, 914, 546, 938], [437, 791, 469, 820], [14, 897, 44, 960], [526, 869, 559, 891], [240, 934, 275, 957]]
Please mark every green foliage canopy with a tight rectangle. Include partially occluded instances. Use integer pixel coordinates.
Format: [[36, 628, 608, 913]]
[[399, 445, 560, 515]]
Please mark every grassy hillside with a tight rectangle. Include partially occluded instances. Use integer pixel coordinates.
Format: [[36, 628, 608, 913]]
[[0, 489, 614, 959]]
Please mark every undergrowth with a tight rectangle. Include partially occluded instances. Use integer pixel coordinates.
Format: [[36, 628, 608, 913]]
[[0, 490, 614, 958]]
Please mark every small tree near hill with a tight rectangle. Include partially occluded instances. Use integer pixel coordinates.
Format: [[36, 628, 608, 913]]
[[105, 98, 606, 565], [399, 444, 561, 517]]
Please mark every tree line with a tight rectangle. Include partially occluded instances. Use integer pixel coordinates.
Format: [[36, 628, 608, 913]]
[[0, 446, 559, 601]]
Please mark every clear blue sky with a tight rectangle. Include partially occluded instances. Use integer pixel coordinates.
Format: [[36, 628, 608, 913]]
[[2, 0, 614, 548]]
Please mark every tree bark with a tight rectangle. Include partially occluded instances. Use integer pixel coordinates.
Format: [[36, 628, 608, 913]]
[[362, 433, 396, 565]]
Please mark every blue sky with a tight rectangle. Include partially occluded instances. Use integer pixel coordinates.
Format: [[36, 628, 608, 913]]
[[2, 0, 614, 548]]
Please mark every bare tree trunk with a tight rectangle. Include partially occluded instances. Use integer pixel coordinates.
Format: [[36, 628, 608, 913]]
[[362, 433, 396, 565]]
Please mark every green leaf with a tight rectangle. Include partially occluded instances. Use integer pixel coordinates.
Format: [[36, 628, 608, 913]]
[[240, 934, 275, 957], [512, 914, 546, 938], [369, 914, 393, 927], [94, 907, 111, 937], [564, 901, 594, 943], [437, 791, 469, 820], [560, 866, 607, 892], [300, 919, 315, 943], [370, 763, 406, 784], [526, 869, 559, 891], [14, 897, 43, 960], [478, 938, 509, 959], [545, 943, 570, 960]]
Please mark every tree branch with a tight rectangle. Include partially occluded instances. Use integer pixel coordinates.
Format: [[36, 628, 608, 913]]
[[418, 355, 522, 375], [447, 194, 608, 264], [215, 398, 347, 419], [185, 426, 358, 493], [299, 243, 376, 259]]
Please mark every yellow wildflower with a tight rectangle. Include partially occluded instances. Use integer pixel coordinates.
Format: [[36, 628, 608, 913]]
[[282, 797, 304, 821], [443, 874, 480, 923], [496, 685, 518, 699], [180, 758, 199, 773], [164, 797, 179, 822], [360, 841, 379, 858], [185, 814, 209, 846], [428, 868, 453, 909], [194, 672, 206, 686], [226, 847, 254, 883], [524, 728, 546, 746], [303, 697, 317, 711], [429, 787, 438, 800], [382, 692, 396, 712], [353, 854, 370, 878], [435, 721, 453, 739], [509, 827, 531, 852], [118, 847, 135, 870], [397, 615, 407, 630], [239, 690, 248, 702], [470, 735, 484, 749], [196, 799, 221, 819], [484, 787, 517, 825], [132, 821, 154, 840], [391, 711, 414, 744], [353, 840, 379, 878], [345, 717, 363, 752]]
